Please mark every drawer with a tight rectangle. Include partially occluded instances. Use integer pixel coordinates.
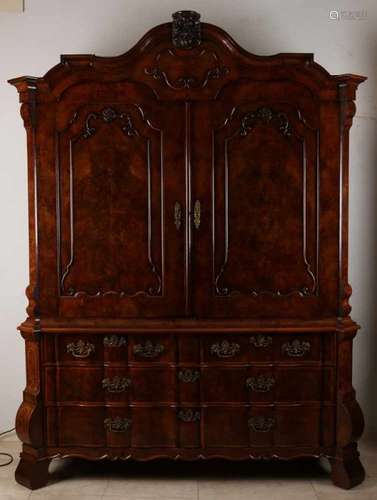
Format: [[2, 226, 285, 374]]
[[200, 366, 334, 403], [45, 366, 131, 403], [45, 333, 130, 364], [201, 333, 334, 364], [202, 405, 333, 448], [51, 334, 104, 363], [46, 406, 132, 447], [129, 335, 175, 363], [247, 366, 335, 403], [249, 333, 322, 362]]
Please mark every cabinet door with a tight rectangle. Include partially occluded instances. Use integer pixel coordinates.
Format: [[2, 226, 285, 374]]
[[55, 81, 186, 317], [191, 81, 338, 318]]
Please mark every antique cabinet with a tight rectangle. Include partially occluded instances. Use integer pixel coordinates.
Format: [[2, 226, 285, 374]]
[[9, 11, 366, 490]]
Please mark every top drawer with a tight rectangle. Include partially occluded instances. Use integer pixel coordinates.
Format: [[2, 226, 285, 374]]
[[43, 333, 176, 364], [44, 334, 129, 364], [202, 333, 334, 364]]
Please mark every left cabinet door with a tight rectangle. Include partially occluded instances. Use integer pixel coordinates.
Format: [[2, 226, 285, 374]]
[[52, 82, 186, 317]]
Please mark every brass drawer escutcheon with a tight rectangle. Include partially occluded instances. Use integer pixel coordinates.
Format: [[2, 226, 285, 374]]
[[174, 201, 182, 230], [210, 340, 240, 358], [104, 417, 132, 433], [282, 339, 311, 357], [133, 340, 165, 358], [250, 335, 272, 348], [178, 409, 201, 422], [66, 340, 95, 358], [103, 335, 127, 347], [246, 375, 275, 392], [248, 416, 275, 432], [193, 200, 201, 229], [102, 376, 131, 393], [178, 369, 200, 383]]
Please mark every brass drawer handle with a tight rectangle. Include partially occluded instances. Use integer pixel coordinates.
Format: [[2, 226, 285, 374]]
[[104, 417, 132, 433], [210, 340, 240, 358], [102, 376, 131, 393], [103, 335, 127, 347], [178, 409, 200, 422], [174, 202, 182, 230], [250, 335, 272, 348], [133, 340, 165, 358], [178, 369, 200, 383], [248, 416, 275, 432], [193, 200, 201, 229], [66, 340, 95, 358], [246, 375, 275, 392], [282, 339, 311, 357]]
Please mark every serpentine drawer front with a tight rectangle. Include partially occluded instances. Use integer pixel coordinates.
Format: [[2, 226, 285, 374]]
[[11, 9, 365, 491]]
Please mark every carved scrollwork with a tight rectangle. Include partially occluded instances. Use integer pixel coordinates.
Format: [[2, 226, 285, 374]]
[[172, 10, 201, 49], [144, 48, 229, 90], [83, 107, 138, 139], [102, 376, 131, 393], [281, 339, 311, 357], [210, 340, 240, 358], [133, 340, 165, 358], [103, 335, 127, 347], [246, 375, 275, 392], [240, 107, 291, 137], [66, 340, 95, 358], [250, 335, 273, 349], [178, 369, 200, 383], [248, 416, 275, 432], [104, 417, 132, 433], [177, 409, 201, 422]]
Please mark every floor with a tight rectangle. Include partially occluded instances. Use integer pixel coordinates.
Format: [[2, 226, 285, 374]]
[[0, 433, 376, 500]]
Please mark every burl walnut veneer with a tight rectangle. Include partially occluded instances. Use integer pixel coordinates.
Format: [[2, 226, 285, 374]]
[[9, 11, 366, 490]]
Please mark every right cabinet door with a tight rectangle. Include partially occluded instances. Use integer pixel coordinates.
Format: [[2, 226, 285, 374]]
[[191, 80, 339, 318]]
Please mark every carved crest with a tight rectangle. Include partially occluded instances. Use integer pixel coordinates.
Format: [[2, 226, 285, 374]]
[[172, 11, 201, 49]]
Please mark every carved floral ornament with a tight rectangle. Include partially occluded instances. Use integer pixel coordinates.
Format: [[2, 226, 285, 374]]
[[83, 107, 138, 139], [240, 107, 292, 137]]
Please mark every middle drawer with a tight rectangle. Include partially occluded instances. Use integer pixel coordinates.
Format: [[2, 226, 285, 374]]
[[45, 365, 334, 404], [45, 366, 176, 404]]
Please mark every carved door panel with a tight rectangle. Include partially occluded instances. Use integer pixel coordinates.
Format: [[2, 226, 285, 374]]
[[56, 82, 186, 317], [192, 81, 336, 318]]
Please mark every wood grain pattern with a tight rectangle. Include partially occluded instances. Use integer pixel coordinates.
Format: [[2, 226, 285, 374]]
[[9, 12, 366, 491]]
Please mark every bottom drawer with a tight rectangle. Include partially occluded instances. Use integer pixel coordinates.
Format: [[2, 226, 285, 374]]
[[46, 406, 132, 447], [45, 404, 334, 450], [46, 406, 179, 448], [203, 405, 334, 448]]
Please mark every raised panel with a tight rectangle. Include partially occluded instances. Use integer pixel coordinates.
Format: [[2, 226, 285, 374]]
[[59, 104, 162, 298], [214, 105, 317, 298]]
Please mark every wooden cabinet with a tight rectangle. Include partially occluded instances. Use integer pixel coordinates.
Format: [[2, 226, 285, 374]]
[[10, 10, 366, 491]]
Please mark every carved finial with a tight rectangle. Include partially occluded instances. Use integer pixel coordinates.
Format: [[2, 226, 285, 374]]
[[172, 11, 201, 49]]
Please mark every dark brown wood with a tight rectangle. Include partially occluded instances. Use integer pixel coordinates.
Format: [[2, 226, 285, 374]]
[[9, 11, 366, 490], [15, 453, 51, 490]]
